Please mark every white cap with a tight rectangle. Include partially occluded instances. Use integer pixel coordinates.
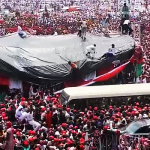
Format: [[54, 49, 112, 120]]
[[55, 131, 60, 136]]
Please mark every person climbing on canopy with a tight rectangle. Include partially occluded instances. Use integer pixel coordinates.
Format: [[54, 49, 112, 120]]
[[81, 20, 87, 40], [85, 44, 96, 59], [17, 25, 27, 38]]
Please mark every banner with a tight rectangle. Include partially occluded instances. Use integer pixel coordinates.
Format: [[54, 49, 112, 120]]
[[55, 60, 130, 94], [93, 61, 129, 82]]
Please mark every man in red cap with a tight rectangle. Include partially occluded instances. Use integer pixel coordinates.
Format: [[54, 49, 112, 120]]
[[4, 121, 15, 150], [15, 103, 23, 119], [15, 101, 27, 122]]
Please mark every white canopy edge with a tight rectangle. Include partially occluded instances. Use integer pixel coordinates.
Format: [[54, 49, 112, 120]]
[[62, 83, 150, 102]]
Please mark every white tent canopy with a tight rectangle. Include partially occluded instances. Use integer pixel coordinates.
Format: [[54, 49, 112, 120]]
[[61, 83, 150, 103]]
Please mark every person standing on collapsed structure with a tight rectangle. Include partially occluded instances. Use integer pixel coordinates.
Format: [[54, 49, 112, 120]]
[[17, 25, 27, 38], [122, 18, 133, 35], [85, 44, 96, 59], [77, 23, 82, 37], [81, 20, 87, 40], [103, 14, 111, 36]]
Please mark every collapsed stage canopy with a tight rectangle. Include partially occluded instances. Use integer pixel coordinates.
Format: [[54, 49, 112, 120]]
[[0, 33, 134, 83]]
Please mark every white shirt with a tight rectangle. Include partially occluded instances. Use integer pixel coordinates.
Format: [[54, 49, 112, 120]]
[[123, 20, 130, 25], [86, 45, 96, 53], [49, 146, 57, 150], [109, 121, 113, 129], [26, 112, 34, 122], [55, 131, 60, 136], [54, 31, 58, 36], [83, 124, 87, 129], [65, 111, 70, 118], [41, 112, 46, 120], [19, 111, 28, 121], [53, 110, 59, 115], [108, 47, 116, 54], [143, 114, 148, 118], [15, 105, 23, 118], [17, 26, 23, 34], [69, 147, 76, 150], [82, 21, 87, 28], [139, 114, 142, 119], [78, 26, 82, 30], [143, 78, 147, 83]]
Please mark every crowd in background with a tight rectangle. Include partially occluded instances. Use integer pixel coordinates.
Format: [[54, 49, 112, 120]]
[[140, 15, 150, 83], [0, 0, 143, 36]]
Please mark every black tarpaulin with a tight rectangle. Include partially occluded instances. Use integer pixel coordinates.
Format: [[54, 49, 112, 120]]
[[0, 33, 135, 83]]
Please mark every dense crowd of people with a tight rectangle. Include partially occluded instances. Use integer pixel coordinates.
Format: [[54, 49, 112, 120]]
[[140, 13, 150, 83], [0, 0, 142, 36], [0, 90, 150, 150], [0, 11, 116, 36]]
